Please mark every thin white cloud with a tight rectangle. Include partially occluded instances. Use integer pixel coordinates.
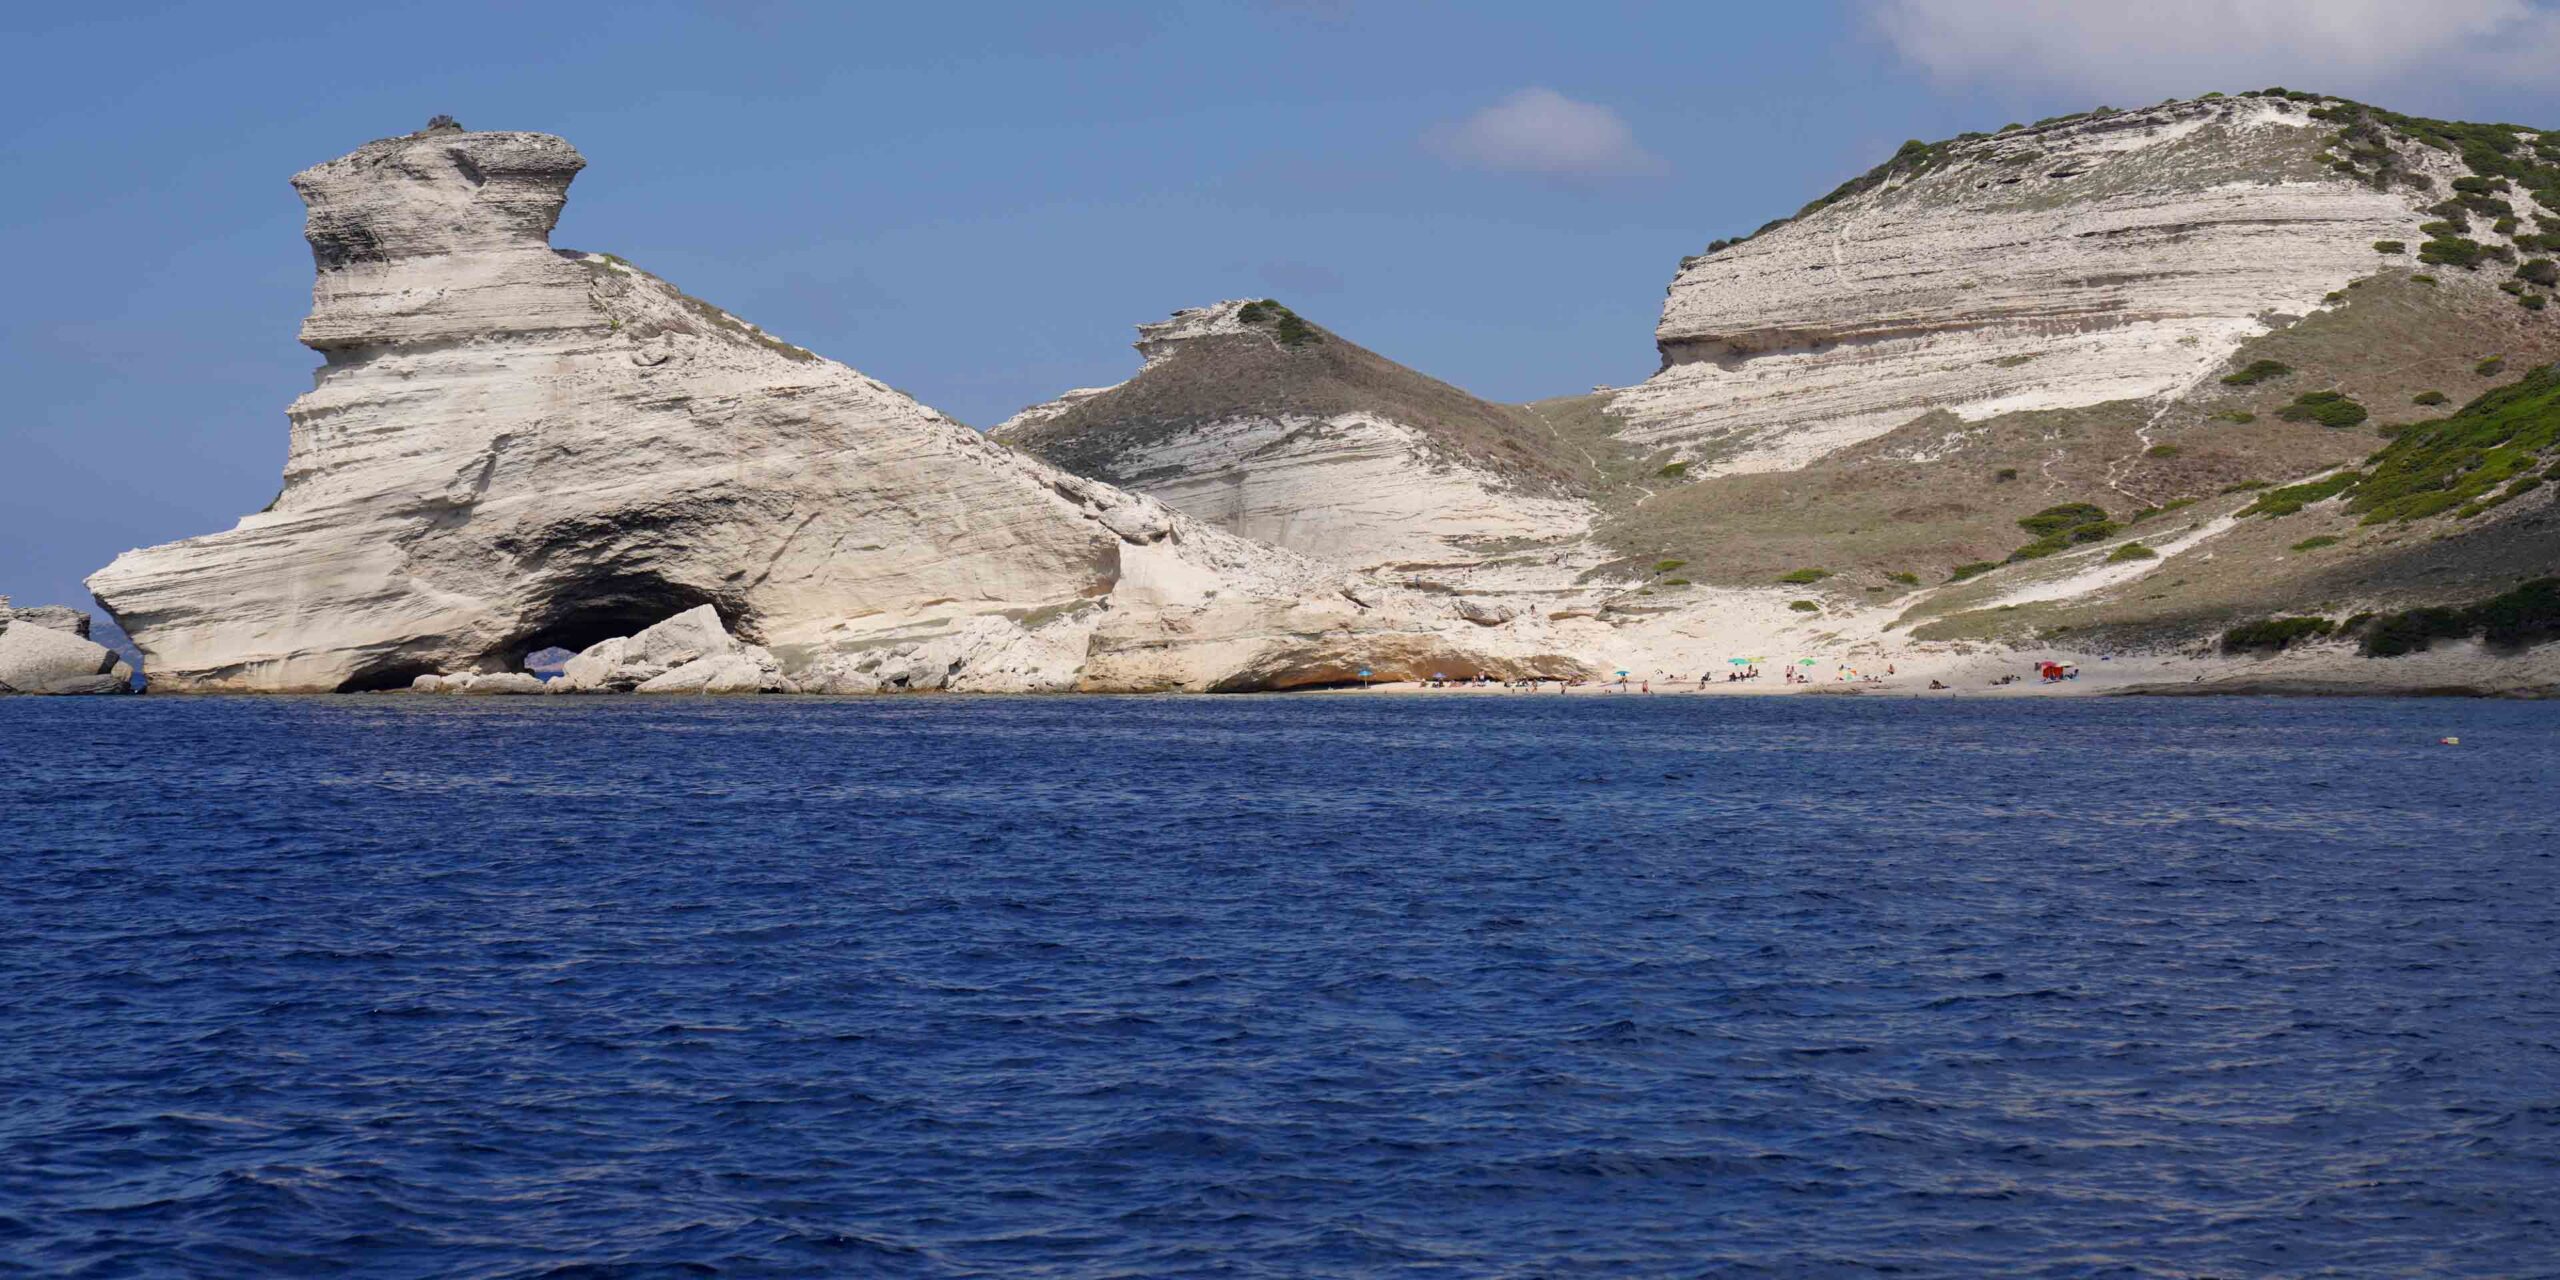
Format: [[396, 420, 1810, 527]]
[[1426, 88, 1667, 179], [1867, 0, 2560, 99]]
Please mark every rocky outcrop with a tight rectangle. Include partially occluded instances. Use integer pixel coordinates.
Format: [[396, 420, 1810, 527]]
[[0, 598, 132, 694], [1609, 96, 2464, 473], [994, 300, 1598, 573], [555, 605, 784, 694], [86, 125, 1519, 694], [1, 599, 95, 639]]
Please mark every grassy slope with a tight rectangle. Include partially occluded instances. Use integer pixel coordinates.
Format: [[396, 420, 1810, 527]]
[[1601, 265, 2560, 606], [1900, 357, 2560, 647]]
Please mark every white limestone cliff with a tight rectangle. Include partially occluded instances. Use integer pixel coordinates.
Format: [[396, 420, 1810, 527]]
[[87, 125, 1528, 693], [1609, 96, 2454, 473]]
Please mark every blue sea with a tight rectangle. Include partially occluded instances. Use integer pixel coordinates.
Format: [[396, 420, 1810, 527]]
[[5, 694, 2557, 1278]]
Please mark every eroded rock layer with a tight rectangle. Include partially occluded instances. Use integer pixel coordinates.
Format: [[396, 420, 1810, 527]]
[[88, 126, 1524, 693], [1610, 96, 2462, 473]]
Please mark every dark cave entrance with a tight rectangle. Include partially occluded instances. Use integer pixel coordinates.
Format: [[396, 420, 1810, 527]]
[[331, 576, 745, 693], [495, 576, 742, 672], [337, 657, 451, 694]]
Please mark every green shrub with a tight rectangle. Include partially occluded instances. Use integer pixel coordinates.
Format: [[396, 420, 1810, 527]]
[[2212, 410, 2257, 424], [2419, 220, 2463, 237], [2016, 503, 2109, 536], [2145, 443, 2181, 458], [1656, 461, 1689, 478], [2411, 273, 2438, 284], [2007, 519, 2122, 562], [1994, 467, 2018, 482], [2242, 470, 2362, 516], [2476, 356, 2506, 376], [1885, 571, 1920, 586], [1788, 600, 1820, 613], [1778, 567, 1831, 584], [1949, 562, 1997, 582], [2413, 390, 2448, 405], [2221, 616, 2336, 653], [1653, 559, 1686, 574], [2290, 535, 2342, 551], [2467, 578, 2560, 649], [1238, 298, 1322, 348], [2361, 606, 2472, 656], [2373, 240, 2407, 254], [2221, 480, 2270, 493], [2419, 237, 2489, 268], [2526, 293, 2550, 311], [2220, 359, 2293, 386], [1663, 578, 1691, 586], [2106, 542, 2158, 563], [2276, 391, 2369, 427]]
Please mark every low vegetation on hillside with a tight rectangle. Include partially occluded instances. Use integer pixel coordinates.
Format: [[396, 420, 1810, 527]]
[[1236, 299, 1321, 349], [2008, 503, 2120, 561], [2350, 363, 2560, 522], [2221, 615, 2337, 652], [2361, 578, 2560, 655]]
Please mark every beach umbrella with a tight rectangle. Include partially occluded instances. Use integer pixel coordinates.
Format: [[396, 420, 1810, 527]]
[[1797, 658, 1817, 666], [1728, 657, 1749, 665]]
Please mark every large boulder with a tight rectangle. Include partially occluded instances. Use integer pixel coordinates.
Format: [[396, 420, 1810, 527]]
[[555, 606, 773, 693], [633, 650, 783, 694], [0, 619, 127, 695]]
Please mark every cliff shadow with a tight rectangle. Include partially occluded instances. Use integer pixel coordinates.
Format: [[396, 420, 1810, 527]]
[[494, 573, 746, 672]]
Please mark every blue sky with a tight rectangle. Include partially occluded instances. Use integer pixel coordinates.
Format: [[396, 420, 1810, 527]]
[[8, 0, 2560, 610]]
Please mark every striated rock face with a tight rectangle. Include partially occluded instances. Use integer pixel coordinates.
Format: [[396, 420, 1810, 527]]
[[88, 127, 1518, 693], [994, 300, 1597, 573], [1610, 96, 2451, 473]]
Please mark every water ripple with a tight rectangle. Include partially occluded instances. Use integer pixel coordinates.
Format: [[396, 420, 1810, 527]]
[[3, 694, 2557, 1276]]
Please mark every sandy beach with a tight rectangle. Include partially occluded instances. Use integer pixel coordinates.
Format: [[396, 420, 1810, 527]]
[[1319, 638, 2560, 699]]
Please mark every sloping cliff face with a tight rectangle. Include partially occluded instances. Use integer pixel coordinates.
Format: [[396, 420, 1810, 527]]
[[89, 125, 1528, 692], [1610, 95, 2450, 473], [994, 301, 1597, 573]]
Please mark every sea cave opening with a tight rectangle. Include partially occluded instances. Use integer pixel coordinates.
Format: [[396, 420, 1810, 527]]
[[494, 576, 742, 674]]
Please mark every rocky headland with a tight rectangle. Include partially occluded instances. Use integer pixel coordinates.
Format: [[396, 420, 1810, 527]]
[[86, 122, 1571, 694], [72, 93, 2560, 698]]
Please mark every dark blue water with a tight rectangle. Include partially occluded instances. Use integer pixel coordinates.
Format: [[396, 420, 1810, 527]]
[[5, 695, 2557, 1278]]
